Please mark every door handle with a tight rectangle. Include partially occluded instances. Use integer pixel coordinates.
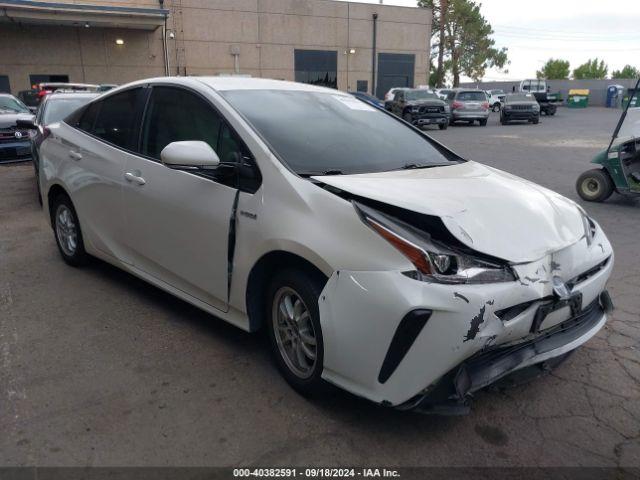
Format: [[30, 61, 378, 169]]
[[124, 172, 146, 186], [69, 150, 82, 161]]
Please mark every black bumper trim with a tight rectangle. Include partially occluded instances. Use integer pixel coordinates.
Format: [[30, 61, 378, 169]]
[[378, 309, 432, 384]]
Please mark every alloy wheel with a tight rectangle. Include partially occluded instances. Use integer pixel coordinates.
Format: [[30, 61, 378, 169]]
[[272, 286, 317, 379], [55, 204, 78, 256]]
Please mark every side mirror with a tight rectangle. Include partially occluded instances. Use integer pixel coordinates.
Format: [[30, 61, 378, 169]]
[[160, 141, 220, 170], [16, 118, 37, 130]]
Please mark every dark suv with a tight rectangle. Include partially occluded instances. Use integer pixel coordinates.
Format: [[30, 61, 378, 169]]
[[390, 89, 450, 130], [500, 93, 540, 125]]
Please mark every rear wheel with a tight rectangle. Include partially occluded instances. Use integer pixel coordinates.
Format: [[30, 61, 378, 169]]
[[492, 103, 501, 112], [266, 269, 326, 396], [576, 169, 614, 202], [51, 194, 89, 266]]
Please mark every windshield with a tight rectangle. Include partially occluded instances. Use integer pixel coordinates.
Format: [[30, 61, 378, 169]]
[[221, 90, 460, 175], [506, 94, 535, 102], [457, 91, 486, 101], [43, 96, 95, 124], [0, 96, 30, 113], [405, 90, 438, 101]]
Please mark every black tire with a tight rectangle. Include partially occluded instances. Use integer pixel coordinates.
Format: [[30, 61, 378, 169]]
[[479, 119, 488, 126], [500, 115, 508, 125], [576, 169, 614, 202], [438, 122, 448, 130], [50, 194, 89, 267], [492, 103, 501, 112], [403, 112, 413, 124], [266, 268, 326, 396], [532, 117, 539, 124]]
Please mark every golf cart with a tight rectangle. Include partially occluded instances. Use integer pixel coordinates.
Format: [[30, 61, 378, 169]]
[[576, 78, 640, 202]]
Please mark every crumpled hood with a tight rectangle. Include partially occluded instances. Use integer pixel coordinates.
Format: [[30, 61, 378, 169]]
[[313, 161, 586, 263], [0, 112, 34, 129]]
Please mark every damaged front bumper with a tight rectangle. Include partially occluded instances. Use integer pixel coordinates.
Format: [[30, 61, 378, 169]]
[[318, 228, 613, 409]]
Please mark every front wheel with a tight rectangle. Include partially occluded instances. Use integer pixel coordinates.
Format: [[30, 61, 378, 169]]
[[439, 122, 448, 130], [266, 269, 326, 396], [479, 119, 488, 126], [403, 112, 413, 124], [576, 169, 614, 202], [500, 115, 508, 125], [532, 117, 539, 124]]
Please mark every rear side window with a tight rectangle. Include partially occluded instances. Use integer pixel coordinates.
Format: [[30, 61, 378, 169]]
[[140, 86, 222, 159], [89, 89, 142, 150], [457, 91, 486, 101]]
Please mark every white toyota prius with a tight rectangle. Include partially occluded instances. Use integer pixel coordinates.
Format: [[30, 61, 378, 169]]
[[37, 77, 614, 413]]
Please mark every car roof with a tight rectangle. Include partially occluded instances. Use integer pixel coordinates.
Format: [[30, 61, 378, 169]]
[[109, 76, 351, 97], [47, 92, 100, 99]]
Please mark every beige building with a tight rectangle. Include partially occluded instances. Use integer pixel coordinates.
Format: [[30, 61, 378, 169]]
[[0, 0, 431, 98]]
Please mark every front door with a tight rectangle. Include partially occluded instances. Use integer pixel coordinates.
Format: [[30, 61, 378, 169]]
[[122, 86, 237, 312]]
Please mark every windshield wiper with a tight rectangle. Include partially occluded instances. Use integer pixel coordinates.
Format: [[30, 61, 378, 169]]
[[390, 163, 454, 172], [298, 169, 344, 177]]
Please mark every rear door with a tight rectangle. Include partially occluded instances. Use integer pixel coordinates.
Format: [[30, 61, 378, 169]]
[[63, 87, 146, 263], [122, 85, 240, 312]]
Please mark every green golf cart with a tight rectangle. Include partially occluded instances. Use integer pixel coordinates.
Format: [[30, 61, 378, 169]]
[[576, 78, 640, 202]]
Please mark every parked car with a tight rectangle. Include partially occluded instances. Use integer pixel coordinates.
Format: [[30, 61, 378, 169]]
[[97, 84, 118, 92], [519, 79, 547, 94], [0, 93, 34, 163], [384, 87, 407, 110], [500, 93, 540, 125], [34, 77, 613, 413], [348, 91, 384, 108], [448, 89, 490, 126], [389, 88, 449, 130], [486, 89, 506, 112], [436, 88, 455, 101], [17, 89, 39, 112], [34, 82, 99, 104], [24, 91, 99, 202]]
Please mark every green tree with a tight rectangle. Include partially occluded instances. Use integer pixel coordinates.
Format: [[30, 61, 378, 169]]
[[536, 58, 570, 79], [573, 58, 608, 79], [612, 65, 640, 79], [419, 0, 508, 86]]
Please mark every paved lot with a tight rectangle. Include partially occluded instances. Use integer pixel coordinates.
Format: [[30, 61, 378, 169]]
[[1, 107, 639, 468]]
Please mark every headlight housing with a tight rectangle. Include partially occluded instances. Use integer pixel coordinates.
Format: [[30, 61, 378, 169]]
[[354, 202, 517, 284]]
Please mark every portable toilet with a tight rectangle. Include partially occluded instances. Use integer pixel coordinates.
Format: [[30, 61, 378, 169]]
[[568, 89, 589, 108], [606, 85, 624, 108]]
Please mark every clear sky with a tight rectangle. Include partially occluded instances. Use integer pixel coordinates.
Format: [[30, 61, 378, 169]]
[[338, 0, 640, 82]]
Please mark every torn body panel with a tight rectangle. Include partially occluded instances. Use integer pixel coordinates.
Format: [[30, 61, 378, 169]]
[[318, 226, 613, 407]]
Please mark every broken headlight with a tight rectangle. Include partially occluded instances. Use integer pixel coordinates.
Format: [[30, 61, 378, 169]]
[[354, 202, 516, 284]]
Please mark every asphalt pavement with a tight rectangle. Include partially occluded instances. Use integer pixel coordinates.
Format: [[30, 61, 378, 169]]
[[1, 107, 639, 468]]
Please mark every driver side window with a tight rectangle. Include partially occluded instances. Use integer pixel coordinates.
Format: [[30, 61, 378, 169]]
[[140, 86, 261, 193]]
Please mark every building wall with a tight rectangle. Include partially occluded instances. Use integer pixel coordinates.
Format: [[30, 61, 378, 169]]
[[460, 78, 639, 107], [0, 0, 431, 95]]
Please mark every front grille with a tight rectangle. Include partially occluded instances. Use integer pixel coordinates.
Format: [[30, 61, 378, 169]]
[[510, 105, 533, 111], [0, 127, 29, 142], [418, 106, 444, 114]]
